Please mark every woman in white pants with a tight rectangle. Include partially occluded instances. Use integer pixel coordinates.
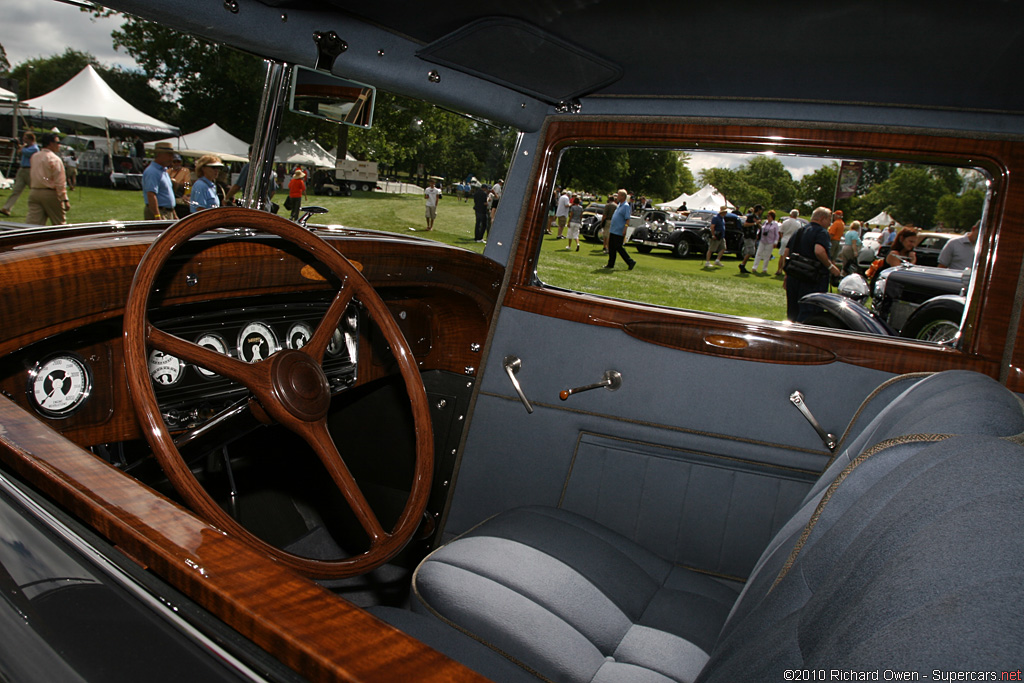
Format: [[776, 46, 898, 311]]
[[752, 210, 780, 273]]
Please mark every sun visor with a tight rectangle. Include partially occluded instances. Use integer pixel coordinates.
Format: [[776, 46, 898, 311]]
[[416, 17, 622, 103]]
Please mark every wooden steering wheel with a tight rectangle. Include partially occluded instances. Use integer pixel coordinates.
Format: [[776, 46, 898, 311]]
[[123, 207, 433, 579]]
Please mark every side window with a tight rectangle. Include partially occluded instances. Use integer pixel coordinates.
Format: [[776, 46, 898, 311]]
[[538, 146, 988, 345]]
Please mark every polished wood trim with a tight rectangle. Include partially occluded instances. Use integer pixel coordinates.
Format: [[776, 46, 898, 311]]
[[505, 119, 1024, 378], [0, 223, 501, 447], [0, 395, 488, 682]]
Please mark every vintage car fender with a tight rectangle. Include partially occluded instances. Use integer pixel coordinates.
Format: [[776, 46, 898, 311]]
[[800, 292, 897, 335]]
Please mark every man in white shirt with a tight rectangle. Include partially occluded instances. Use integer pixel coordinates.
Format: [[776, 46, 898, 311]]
[[555, 188, 571, 239], [424, 178, 442, 230], [776, 209, 804, 275]]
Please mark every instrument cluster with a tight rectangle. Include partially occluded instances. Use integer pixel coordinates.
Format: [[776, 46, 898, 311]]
[[145, 300, 360, 429]]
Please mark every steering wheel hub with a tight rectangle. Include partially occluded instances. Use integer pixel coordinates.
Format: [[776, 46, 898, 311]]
[[269, 350, 331, 422]]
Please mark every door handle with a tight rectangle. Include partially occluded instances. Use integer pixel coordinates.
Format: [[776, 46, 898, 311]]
[[503, 356, 533, 414]]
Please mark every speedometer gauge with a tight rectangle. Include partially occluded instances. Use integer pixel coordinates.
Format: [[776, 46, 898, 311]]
[[238, 322, 279, 363], [28, 353, 92, 418], [286, 322, 313, 350], [194, 333, 229, 378], [149, 349, 184, 386]]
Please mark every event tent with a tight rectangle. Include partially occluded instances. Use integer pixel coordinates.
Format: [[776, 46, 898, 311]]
[[21, 65, 179, 139], [865, 210, 901, 228], [0, 86, 15, 101], [658, 185, 733, 212], [147, 123, 249, 162], [275, 139, 335, 169]]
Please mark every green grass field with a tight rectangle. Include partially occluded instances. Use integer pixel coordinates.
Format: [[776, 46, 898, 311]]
[[0, 185, 788, 321]]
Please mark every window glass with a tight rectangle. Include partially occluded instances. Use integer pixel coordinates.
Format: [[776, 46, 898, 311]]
[[538, 147, 988, 344]]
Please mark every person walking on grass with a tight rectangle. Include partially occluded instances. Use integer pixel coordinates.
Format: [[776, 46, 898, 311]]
[[604, 189, 636, 270], [752, 210, 780, 274], [424, 178, 441, 230], [1, 132, 39, 217], [565, 194, 583, 252], [705, 206, 728, 267]]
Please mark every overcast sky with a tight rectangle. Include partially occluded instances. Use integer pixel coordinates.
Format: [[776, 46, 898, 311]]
[[2, 0, 137, 71]]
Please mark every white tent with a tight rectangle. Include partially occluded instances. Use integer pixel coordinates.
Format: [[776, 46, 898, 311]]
[[0, 86, 16, 101], [21, 65, 179, 138], [147, 123, 249, 162], [275, 139, 335, 169], [865, 210, 901, 228], [658, 185, 733, 212]]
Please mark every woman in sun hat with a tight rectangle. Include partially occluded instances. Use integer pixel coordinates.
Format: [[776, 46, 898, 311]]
[[190, 154, 225, 213]]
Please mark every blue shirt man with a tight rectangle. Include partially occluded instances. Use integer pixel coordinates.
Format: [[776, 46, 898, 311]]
[[605, 189, 636, 270], [609, 200, 631, 235], [20, 142, 39, 168], [143, 142, 176, 220], [710, 212, 726, 239]]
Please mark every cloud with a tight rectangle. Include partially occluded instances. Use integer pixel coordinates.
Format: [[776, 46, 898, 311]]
[[3, 0, 137, 70]]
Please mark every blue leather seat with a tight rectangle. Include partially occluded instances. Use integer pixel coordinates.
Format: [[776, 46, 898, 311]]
[[383, 371, 1024, 682]]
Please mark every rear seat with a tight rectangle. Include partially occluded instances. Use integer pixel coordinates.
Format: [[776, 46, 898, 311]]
[[374, 370, 1024, 681]]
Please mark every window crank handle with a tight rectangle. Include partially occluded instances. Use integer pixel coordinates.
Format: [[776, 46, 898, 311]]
[[560, 370, 622, 400]]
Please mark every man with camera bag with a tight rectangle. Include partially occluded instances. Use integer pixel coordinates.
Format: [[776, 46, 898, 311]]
[[782, 206, 842, 322]]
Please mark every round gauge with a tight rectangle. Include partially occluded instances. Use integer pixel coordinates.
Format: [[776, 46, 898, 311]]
[[238, 322, 279, 363], [29, 354, 92, 418], [326, 327, 345, 357], [286, 322, 314, 350], [148, 349, 185, 386], [194, 333, 229, 378]]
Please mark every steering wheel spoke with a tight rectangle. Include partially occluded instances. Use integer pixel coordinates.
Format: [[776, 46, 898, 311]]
[[304, 284, 354, 363], [147, 324, 256, 388], [300, 421, 386, 544], [124, 208, 433, 579]]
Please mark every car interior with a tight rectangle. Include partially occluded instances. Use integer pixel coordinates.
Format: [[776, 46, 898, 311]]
[[1, 1, 1023, 681]]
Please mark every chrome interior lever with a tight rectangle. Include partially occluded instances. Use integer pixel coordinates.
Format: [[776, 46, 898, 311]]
[[560, 370, 623, 401], [789, 390, 837, 452], [503, 356, 533, 414]]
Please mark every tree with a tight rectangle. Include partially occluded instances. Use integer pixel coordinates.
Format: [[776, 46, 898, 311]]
[[0, 44, 10, 75], [935, 188, 985, 232], [622, 149, 680, 200], [797, 163, 839, 214], [739, 156, 797, 212], [111, 16, 266, 141], [855, 166, 946, 227]]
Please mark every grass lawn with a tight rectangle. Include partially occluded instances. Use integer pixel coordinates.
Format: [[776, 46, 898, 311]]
[[0, 185, 788, 321]]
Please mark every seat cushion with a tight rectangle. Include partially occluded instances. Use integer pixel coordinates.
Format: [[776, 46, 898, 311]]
[[413, 506, 741, 683]]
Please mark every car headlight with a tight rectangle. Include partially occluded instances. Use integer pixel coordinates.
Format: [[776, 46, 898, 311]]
[[838, 274, 869, 303], [873, 271, 890, 299]]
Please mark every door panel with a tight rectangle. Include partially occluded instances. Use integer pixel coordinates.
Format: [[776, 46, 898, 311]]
[[444, 309, 892, 577]]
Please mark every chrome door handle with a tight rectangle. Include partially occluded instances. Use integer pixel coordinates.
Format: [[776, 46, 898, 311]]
[[503, 356, 533, 414]]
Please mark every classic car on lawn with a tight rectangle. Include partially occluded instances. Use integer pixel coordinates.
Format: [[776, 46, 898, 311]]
[[801, 264, 970, 343], [0, 1, 1022, 681], [628, 209, 745, 257]]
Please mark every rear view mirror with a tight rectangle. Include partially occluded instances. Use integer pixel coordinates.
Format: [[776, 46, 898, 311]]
[[290, 65, 375, 129]]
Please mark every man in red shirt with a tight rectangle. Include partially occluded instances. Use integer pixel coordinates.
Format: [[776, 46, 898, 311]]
[[827, 209, 846, 260]]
